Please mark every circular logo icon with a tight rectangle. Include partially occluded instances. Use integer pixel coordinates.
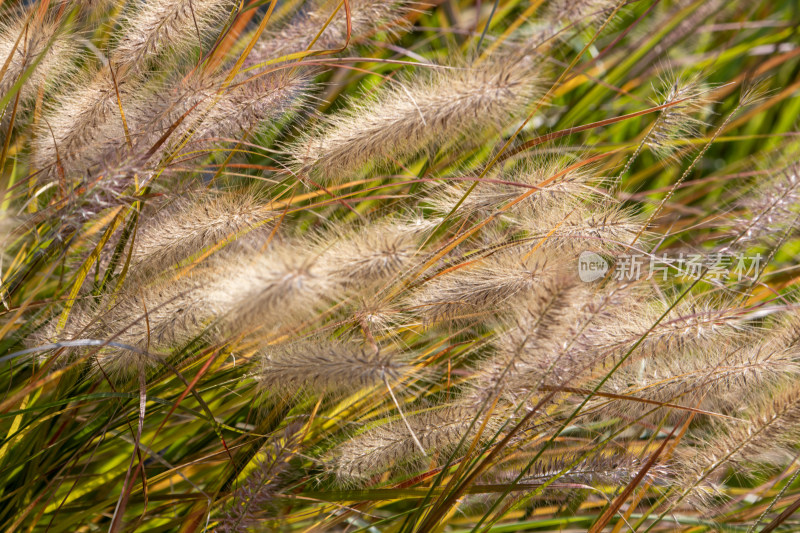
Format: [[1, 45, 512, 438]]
[[578, 251, 609, 282]]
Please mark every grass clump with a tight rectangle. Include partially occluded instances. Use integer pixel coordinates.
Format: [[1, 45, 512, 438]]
[[2, 0, 800, 531]]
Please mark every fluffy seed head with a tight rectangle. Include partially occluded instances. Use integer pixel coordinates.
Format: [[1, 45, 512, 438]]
[[124, 70, 307, 168], [487, 283, 649, 392], [200, 243, 338, 339], [291, 52, 542, 182], [732, 163, 800, 245], [330, 405, 499, 484], [544, 0, 619, 29], [127, 192, 274, 279], [32, 68, 136, 176], [408, 249, 560, 323], [647, 73, 713, 160], [485, 447, 657, 488], [44, 272, 214, 377], [246, 0, 412, 68], [112, 0, 233, 69], [0, 13, 74, 112], [521, 199, 642, 252], [596, 326, 799, 422], [463, 270, 586, 405], [675, 383, 800, 505], [257, 339, 413, 395], [314, 220, 422, 289], [426, 156, 596, 220]]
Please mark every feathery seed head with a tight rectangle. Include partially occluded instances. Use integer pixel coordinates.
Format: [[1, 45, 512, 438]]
[[32, 68, 139, 177], [486, 447, 656, 488], [315, 220, 421, 289], [647, 73, 714, 160], [291, 52, 543, 182], [128, 191, 274, 279], [596, 326, 798, 423], [464, 270, 587, 405], [43, 272, 214, 377], [486, 282, 648, 391], [544, 0, 619, 29], [676, 384, 800, 502], [0, 13, 74, 115], [408, 248, 562, 324], [732, 163, 800, 245], [112, 0, 234, 69], [130, 70, 308, 166], [246, 0, 412, 68], [202, 243, 336, 337], [329, 405, 499, 484], [257, 339, 414, 396], [427, 156, 596, 220], [521, 199, 642, 252]]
